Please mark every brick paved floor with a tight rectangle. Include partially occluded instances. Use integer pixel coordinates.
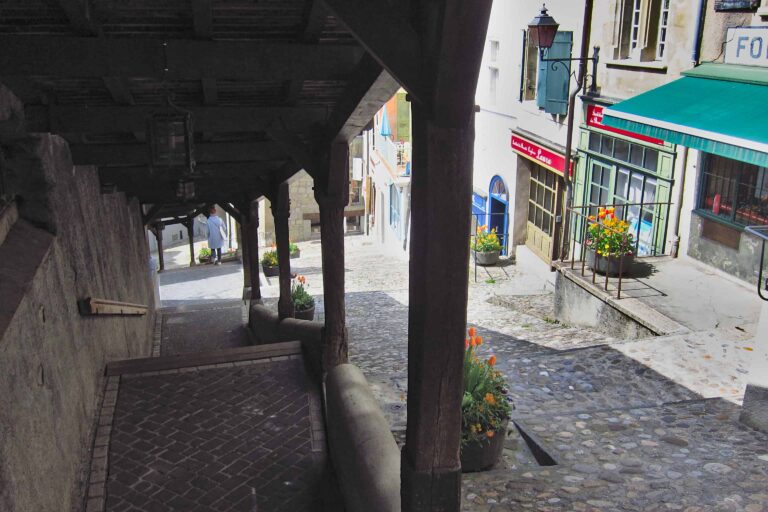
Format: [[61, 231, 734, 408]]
[[83, 295, 327, 512]]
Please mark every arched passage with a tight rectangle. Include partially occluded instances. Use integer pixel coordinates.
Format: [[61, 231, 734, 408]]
[[488, 175, 509, 255]]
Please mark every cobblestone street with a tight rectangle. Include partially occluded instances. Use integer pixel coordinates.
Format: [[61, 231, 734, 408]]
[[264, 238, 768, 511]]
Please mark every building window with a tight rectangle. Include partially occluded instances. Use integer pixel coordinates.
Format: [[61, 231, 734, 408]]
[[614, 0, 671, 62], [489, 67, 499, 105], [521, 30, 539, 101], [698, 153, 768, 227], [489, 40, 499, 62], [528, 166, 556, 234], [350, 179, 362, 206]]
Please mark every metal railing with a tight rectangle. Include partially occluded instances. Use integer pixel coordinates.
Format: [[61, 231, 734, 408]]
[[566, 201, 672, 299], [745, 225, 768, 302]]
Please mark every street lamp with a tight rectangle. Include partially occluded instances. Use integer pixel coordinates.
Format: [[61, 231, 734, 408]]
[[527, 2, 598, 263], [527, 5, 559, 54]]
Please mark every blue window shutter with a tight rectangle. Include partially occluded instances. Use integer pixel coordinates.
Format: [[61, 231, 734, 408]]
[[536, 31, 573, 115]]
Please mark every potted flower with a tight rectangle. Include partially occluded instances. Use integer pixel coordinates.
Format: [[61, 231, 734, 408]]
[[289, 242, 300, 259], [291, 275, 315, 320], [471, 225, 502, 266], [585, 207, 635, 276], [198, 247, 212, 264], [261, 250, 279, 277], [461, 327, 512, 472]]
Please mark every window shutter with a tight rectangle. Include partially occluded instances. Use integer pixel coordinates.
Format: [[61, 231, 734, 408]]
[[536, 31, 573, 116]]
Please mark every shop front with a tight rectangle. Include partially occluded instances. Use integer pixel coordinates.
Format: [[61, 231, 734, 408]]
[[603, 36, 768, 282], [511, 131, 573, 264], [574, 103, 677, 256]]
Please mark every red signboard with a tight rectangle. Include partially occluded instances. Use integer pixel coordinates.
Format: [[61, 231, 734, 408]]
[[510, 135, 573, 177], [587, 104, 664, 145]]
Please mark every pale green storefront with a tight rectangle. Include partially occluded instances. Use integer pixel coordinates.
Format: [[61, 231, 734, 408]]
[[572, 102, 677, 256]]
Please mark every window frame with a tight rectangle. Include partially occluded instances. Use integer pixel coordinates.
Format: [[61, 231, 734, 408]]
[[614, 0, 670, 63]]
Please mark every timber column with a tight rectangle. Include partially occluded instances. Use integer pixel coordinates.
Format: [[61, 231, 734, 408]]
[[152, 223, 165, 272], [247, 199, 262, 300], [184, 218, 195, 267], [271, 182, 293, 319], [401, 106, 474, 511], [314, 141, 349, 371]]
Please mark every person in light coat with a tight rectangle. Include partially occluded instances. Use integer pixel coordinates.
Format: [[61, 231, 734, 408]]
[[206, 206, 227, 264]]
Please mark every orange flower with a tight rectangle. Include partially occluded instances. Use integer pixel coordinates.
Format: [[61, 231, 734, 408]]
[[475, 336, 483, 346], [298, 275, 306, 284], [469, 336, 476, 347], [486, 431, 495, 438], [588, 215, 596, 221], [487, 355, 497, 367], [468, 327, 477, 337], [606, 207, 615, 214], [598, 210, 607, 220], [484, 393, 496, 405], [465, 338, 470, 349]]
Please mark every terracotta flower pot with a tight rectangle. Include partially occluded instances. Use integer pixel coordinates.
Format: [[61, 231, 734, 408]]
[[263, 264, 279, 277], [460, 419, 508, 472], [294, 305, 315, 321], [586, 249, 634, 276], [474, 250, 500, 266]]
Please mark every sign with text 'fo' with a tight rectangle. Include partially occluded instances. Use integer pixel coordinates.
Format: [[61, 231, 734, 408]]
[[725, 27, 768, 68]]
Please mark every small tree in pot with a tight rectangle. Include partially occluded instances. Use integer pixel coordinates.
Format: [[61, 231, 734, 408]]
[[461, 327, 512, 472], [471, 225, 502, 266], [585, 207, 635, 276], [291, 275, 315, 320]]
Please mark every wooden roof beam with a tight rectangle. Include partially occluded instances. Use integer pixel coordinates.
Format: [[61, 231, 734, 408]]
[[70, 141, 287, 167], [57, 0, 97, 36], [320, 0, 426, 104], [26, 105, 329, 134], [98, 161, 285, 179], [192, 0, 213, 39], [0, 37, 363, 82]]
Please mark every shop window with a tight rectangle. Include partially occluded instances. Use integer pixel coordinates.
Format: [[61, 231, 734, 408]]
[[698, 153, 768, 227], [349, 179, 362, 206], [587, 132, 659, 172], [528, 166, 556, 233], [613, 0, 671, 62]]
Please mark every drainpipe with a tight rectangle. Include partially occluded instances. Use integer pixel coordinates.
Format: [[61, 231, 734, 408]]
[[559, 0, 594, 261], [670, 147, 689, 258], [691, 0, 707, 66]]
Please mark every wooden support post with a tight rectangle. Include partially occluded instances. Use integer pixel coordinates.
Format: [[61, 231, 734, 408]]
[[153, 224, 165, 272], [315, 141, 350, 371], [238, 211, 250, 288], [272, 183, 294, 319], [185, 219, 195, 267], [247, 200, 262, 300], [401, 106, 474, 511]]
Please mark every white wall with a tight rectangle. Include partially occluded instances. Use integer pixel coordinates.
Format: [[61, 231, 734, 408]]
[[748, 300, 768, 389]]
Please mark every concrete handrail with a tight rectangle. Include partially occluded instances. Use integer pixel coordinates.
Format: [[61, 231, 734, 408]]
[[326, 364, 401, 512]]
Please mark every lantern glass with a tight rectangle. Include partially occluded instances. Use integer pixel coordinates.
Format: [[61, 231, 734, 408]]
[[148, 110, 195, 173], [176, 179, 195, 201], [528, 5, 560, 50]]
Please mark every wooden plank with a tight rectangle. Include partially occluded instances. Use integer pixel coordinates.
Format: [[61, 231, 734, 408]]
[[70, 141, 288, 166], [142, 203, 164, 225], [302, 0, 328, 42], [99, 161, 286, 178], [106, 342, 303, 376], [26, 105, 329, 135], [321, 0, 426, 103], [267, 128, 319, 177], [192, 0, 213, 39], [201, 78, 218, 105], [78, 298, 148, 316], [0, 37, 363, 82]]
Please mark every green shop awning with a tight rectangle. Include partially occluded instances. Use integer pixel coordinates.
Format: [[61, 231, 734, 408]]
[[603, 63, 768, 167]]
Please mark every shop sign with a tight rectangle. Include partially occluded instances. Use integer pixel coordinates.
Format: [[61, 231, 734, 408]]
[[725, 27, 768, 68], [511, 134, 573, 176], [587, 105, 664, 145]]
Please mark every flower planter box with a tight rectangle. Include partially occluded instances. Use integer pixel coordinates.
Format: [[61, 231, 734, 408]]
[[294, 305, 315, 321], [198, 255, 211, 264], [586, 249, 634, 276], [473, 249, 500, 266], [263, 265, 279, 277], [461, 420, 508, 472]]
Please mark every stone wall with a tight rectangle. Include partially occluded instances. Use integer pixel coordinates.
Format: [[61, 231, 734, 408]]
[[260, 171, 317, 246], [0, 135, 155, 512], [686, 214, 763, 284]]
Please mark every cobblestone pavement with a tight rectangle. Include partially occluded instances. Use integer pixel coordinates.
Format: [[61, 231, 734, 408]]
[[160, 301, 250, 356], [271, 238, 768, 511]]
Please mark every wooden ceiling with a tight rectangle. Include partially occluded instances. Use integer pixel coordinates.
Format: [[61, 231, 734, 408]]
[[0, 0, 399, 215]]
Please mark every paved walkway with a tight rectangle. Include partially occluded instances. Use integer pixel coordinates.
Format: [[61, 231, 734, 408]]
[[83, 295, 327, 512], [258, 238, 768, 511]]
